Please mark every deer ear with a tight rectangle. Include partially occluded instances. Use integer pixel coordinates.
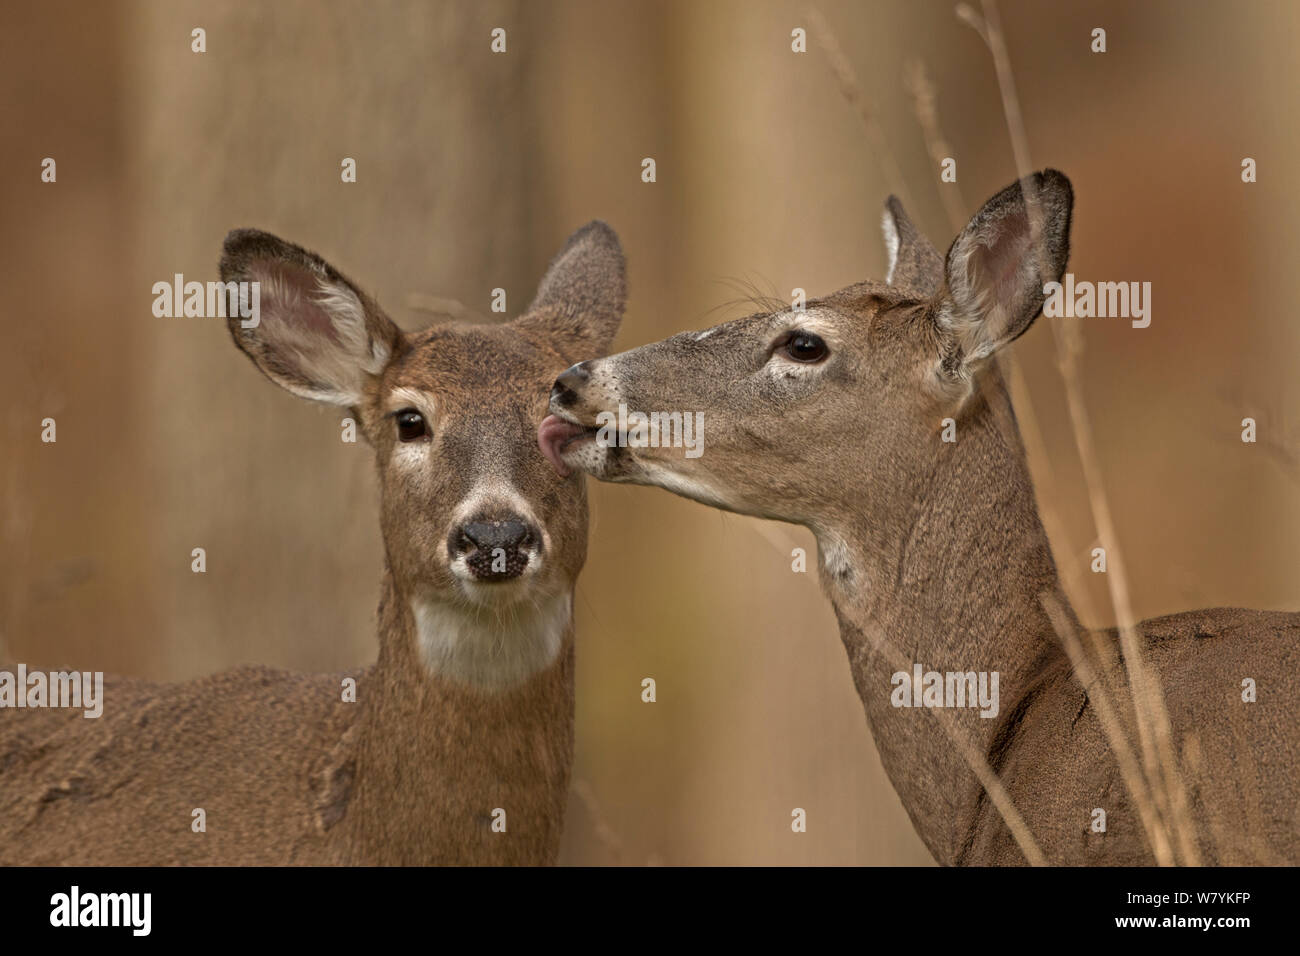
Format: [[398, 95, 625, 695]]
[[220, 229, 403, 406], [881, 196, 943, 296], [934, 169, 1073, 375], [515, 220, 627, 359]]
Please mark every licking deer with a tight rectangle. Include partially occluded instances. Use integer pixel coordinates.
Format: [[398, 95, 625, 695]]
[[541, 171, 1299, 865]]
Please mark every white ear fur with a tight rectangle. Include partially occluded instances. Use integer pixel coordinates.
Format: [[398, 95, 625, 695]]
[[882, 208, 901, 285], [879, 196, 944, 296], [254, 272, 389, 406], [221, 229, 402, 408]]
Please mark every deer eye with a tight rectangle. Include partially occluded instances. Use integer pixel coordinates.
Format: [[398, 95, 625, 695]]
[[779, 331, 829, 364], [395, 409, 427, 442]]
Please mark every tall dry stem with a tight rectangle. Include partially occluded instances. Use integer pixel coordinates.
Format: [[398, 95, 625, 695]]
[[959, 0, 1200, 865], [808, 5, 1051, 864], [808, 6, 910, 204], [904, 55, 1105, 630]]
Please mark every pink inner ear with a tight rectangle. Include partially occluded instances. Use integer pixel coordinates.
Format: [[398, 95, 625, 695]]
[[974, 210, 1032, 306], [253, 261, 342, 343]]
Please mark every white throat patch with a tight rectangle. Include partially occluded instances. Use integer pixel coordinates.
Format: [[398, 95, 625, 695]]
[[411, 592, 571, 690], [817, 528, 858, 591]]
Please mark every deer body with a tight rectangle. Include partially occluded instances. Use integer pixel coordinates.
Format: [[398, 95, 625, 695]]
[[0, 583, 573, 865], [822, 365, 1299, 864], [543, 172, 1300, 864], [1, 222, 627, 865]]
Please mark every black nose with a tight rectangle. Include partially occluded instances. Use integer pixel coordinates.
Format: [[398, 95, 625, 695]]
[[550, 362, 590, 408], [449, 517, 539, 581]]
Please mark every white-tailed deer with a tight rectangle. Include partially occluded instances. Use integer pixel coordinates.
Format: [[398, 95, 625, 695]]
[[541, 171, 1300, 865], [0, 221, 626, 864]]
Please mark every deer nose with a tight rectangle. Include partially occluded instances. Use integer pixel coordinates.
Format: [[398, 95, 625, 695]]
[[550, 362, 590, 408], [449, 517, 538, 581]]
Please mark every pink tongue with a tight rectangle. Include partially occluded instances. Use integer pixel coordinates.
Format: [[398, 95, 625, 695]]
[[537, 414, 586, 477]]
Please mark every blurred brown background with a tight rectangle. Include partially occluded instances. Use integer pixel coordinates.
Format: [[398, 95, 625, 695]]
[[2, 0, 1296, 865]]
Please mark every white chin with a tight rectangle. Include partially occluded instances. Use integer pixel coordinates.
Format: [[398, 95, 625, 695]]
[[456, 576, 535, 607], [563, 439, 613, 478]]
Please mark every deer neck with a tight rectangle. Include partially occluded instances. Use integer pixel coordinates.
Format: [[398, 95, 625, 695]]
[[814, 371, 1071, 863], [343, 571, 575, 864]]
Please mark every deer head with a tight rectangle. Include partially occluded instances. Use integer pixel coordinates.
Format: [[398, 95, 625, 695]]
[[539, 172, 1071, 536], [222, 221, 625, 688]]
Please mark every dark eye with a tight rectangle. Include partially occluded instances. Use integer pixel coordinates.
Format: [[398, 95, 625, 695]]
[[781, 331, 829, 363], [395, 409, 427, 442]]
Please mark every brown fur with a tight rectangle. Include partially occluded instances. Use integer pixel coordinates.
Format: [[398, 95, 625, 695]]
[[0, 221, 627, 865], [548, 173, 1299, 865]]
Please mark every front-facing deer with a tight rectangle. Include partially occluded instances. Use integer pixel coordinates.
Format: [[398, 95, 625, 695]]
[[0, 222, 625, 865], [541, 171, 1299, 865]]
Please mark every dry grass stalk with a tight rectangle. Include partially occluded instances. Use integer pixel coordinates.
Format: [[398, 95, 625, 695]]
[[572, 778, 626, 864], [863, 626, 1048, 865], [904, 55, 1105, 630], [405, 293, 481, 322], [1040, 591, 1174, 863], [746, 516, 1048, 865], [807, 6, 910, 203], [902, 59, 968, 228], [809, 4, 1049, 865], [960, 0, 1200, 865]]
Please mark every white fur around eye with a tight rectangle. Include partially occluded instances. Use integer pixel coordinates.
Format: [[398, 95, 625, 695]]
[[391, 435, 429, 467], [764, 311, 835, 379], [766, 355, 826, 382], [386, 387, 434, 417], [386, 388, 437, 463]]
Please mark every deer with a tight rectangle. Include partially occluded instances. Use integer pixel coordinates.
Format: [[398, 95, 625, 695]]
[[0, 220, 627, 865], [539, 170, 1300, 865]]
